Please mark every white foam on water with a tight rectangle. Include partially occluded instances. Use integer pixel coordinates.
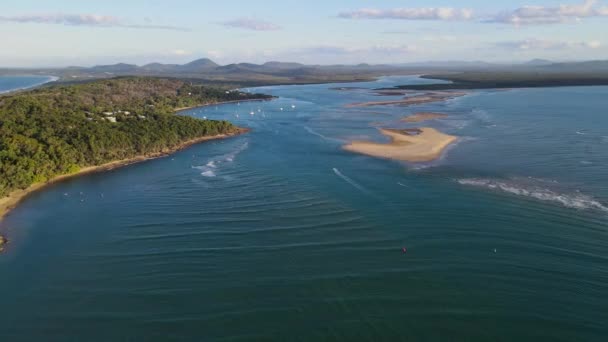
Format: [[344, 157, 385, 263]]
[[457, 178, 608, 212], [201, 170, 216, 177], [193, 141, 249, 178], [471, 108, 493, 124]]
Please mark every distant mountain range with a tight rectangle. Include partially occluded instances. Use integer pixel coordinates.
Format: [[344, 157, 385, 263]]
[[73, 58, 608, 74], [2, 58, 608, 86]]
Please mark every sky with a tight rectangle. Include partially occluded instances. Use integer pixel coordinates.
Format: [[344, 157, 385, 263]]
[[1, 0, 607, 67]]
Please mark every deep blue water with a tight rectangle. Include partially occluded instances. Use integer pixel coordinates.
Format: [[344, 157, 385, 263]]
[[0, 75, 57, 94], [1, 76, 607, 341]]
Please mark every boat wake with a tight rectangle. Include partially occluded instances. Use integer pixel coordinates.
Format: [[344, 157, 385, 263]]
[[457, 178, 608, 212], [193, 141, 249, 178], [332, 168, 375, 197], [303, 126, 344, 143]]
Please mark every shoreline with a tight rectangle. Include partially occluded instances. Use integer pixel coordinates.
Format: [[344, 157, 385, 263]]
[[0, 128, 250, 226], [0, 75, 59, 95], [174, 98, 275, 112]]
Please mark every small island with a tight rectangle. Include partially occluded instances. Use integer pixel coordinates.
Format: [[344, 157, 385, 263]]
[[343, 128, 457, 162], [0, 77, 272, 223]]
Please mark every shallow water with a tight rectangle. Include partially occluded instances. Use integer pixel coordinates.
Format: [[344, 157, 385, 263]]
[[0, 75, 56, 94], [1, 76, 607, 341]]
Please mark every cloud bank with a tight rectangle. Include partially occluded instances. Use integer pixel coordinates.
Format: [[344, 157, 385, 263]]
[[0, 13, 189, 31], [338, 7, 474, 21], [339, 1, 608, 25], [488, 0, 608, 25]]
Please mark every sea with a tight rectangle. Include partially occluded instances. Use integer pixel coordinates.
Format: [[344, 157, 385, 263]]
[[1, 75, 607, 341], [0, 75, 57, 94]]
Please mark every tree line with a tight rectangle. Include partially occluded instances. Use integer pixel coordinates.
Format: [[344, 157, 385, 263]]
[[0, 77, 270, 196]]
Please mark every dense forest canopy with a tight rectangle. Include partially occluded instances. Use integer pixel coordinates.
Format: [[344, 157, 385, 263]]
[[0, 77, 271, 197]]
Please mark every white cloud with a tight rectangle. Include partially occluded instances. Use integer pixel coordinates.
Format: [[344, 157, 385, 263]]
[[488, 0, 608, 25], [338, 7, 474, 21], [220, 18, 281, 31], [0, 13, 189, 31], [495, 38, 602, 50]]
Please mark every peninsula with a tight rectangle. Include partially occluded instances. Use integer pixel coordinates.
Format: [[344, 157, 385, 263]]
[[0, 77, 271, 223]]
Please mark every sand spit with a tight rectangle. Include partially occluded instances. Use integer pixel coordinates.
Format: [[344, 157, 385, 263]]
[[343, 128, 457, 162]]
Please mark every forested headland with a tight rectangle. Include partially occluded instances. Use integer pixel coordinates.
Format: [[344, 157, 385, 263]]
[[0, 77, 271, 197]]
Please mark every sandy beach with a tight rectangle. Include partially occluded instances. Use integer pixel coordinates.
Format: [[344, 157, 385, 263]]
[[0, 128, 249, 225], [343, 127, 457, 162], [402, 112, 449, 123]]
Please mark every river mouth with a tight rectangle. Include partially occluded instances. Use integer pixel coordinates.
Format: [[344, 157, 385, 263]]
[[1, 76, 607, 340]]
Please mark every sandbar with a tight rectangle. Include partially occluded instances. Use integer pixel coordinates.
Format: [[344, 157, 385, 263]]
[[343, 128, 457, 162], [401, 112, 449, 123], [346, 91, 467, 108]]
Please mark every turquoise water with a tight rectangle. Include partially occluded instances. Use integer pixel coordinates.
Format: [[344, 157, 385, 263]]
[[0, 75, 56, 94], [1, 76, 607, 341]]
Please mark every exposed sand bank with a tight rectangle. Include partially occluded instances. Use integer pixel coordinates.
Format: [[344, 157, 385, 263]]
[[346, 91, 467, 108], [402, 112, 449, 123], [0, 128, 249, 227], [343, 128, 457, 162]]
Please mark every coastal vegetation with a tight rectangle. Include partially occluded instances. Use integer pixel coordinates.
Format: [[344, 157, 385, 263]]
[[0, 77, 270, 198], [385, 72, 608, 91]]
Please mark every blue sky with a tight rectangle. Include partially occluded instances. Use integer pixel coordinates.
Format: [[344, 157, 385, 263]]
[[1, 0, 606, 67]]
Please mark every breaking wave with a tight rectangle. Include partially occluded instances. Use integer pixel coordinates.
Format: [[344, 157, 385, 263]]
[[193, 141, 249, 178], [201, 170, 216, 178], [457, 178, 608, 212]]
